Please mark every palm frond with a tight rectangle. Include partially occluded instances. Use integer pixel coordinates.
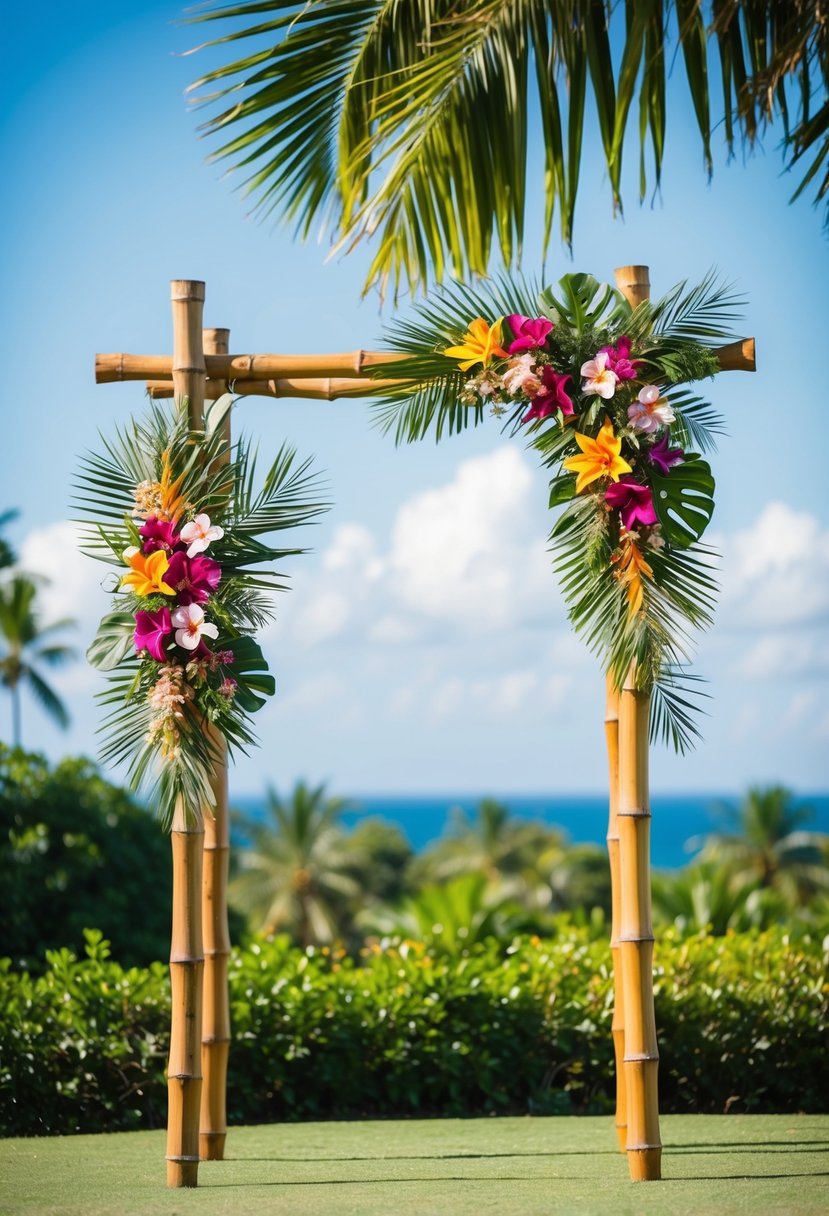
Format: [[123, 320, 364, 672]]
[[186, 1, 829, 295]]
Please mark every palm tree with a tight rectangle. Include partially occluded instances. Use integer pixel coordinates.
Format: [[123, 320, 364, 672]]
[[699, 785, 829, 907], [0, 575, 76, 747], [358, 871, 530, 949], [651, 859, 786, 933], [186, 1, 827, 295], [0, 510, 18, 570], [230, 781, 366, 945]]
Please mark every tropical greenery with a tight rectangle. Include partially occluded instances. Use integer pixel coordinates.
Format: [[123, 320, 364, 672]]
[[370, 270, 739, 751], [230, 782, 411, 945], [0, 745, 248, 971], [2, 921, 826, 1136], [186, 0, 828, 296], [76, 400, 327, 827], [0, 575, 76, 748], [0, 509, 17, 570]]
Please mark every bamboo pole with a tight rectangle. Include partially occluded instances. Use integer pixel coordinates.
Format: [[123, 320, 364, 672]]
[[145, 377, 406, 400], [617, 667, 661, 1181], [613, 264, 662, 1182], [97, 338, 756, 387], [167, 800, 205, 1188], [200, 327, 232, 1162], [604, 674, 626, 1153], [166, 280, 206, 1188], [96, 349, 407, 383]]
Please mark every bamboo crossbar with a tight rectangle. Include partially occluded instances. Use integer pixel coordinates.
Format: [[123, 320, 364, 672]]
[[96, 338, 754, 387], [145, 377, 406, 400], [97, 349, 407, 383]]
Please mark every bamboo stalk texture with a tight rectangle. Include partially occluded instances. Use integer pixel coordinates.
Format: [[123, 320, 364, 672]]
[[166, 281, 206, 1188], [145, 376, 404, 400], [604, 675, 627, 1153], [96, 337, 754, 388], [613, 266, 662, 1182], [167, 800, 205, 1188], [617, 670, 662, 1181], [200, 726, 231, 1160], [199, 326, 232, 1162]]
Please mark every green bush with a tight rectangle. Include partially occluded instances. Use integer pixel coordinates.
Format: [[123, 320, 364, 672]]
[[1, 922, 826, 1136]]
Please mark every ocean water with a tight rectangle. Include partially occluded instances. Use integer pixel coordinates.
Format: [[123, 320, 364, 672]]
[[232, 791, 829, 872]]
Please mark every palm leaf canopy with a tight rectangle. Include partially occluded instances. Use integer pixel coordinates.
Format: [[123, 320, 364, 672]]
[[187, 0, 827, 295]]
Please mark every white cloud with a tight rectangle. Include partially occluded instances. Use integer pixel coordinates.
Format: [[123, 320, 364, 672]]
[[721, 502, 829, 629], [17, 521, 107, 638], [277, 446, 558, 651]]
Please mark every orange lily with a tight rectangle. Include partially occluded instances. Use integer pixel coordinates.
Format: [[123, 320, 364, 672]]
[[157, 450, 189, 523], [121, 549, 176, 597], [444, 317, 509, 371], [563, 417, 632, 493], [614, 535, 653, 616]]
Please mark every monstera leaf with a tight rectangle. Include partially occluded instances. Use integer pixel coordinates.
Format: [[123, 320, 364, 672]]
[[651, 454, 715, 548], [540, 273, 628, 334], [222, 635, 275, 712], [87, 612, 136, 671]]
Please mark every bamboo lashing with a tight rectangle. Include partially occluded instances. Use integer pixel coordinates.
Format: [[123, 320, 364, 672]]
[[613, 264, 662, 1183], [96, 337, 755, 387], [166, 280, 207, 1189], [199, 327, 232, 1163]]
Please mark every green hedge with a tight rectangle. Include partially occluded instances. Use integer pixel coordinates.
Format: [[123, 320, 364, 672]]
[[1, 923, 826, 1136]]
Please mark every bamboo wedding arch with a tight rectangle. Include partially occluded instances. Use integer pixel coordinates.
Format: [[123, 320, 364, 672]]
[[94, 270, 755, 1187]]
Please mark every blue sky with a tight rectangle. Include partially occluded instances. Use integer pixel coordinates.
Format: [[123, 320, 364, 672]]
[[1, 1, 828, 798]]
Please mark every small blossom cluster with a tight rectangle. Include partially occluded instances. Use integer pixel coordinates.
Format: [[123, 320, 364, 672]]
[[120, 462, 238, 752], [444, 314, 687, 614]]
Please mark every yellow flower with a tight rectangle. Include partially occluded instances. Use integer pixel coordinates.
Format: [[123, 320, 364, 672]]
[[121, 550, 176, 597], [562, 417, 632, 494], [444, 317, 509, 371], [157, 450, 189, 523]]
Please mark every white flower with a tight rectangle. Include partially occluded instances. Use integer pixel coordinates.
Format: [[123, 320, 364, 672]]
[[502, 354, 543, 397], [580, 351, 618, 399], [171, 603, 220, 651], [627, 384, 676, 433], [180, 512, 224, 558]]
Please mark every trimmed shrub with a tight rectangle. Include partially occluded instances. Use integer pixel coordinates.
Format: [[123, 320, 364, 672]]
[[1, 922, 826, 1136]]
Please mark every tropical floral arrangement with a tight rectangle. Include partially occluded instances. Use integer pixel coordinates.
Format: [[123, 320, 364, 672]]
[[77, 401, 326, 825], [373, 273, 743, 750]]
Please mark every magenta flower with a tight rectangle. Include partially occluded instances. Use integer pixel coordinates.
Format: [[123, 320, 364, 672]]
[[134, 606, 172, 662], [600, 335, 639, 381], [648, 432, 685, 476], [139, 516, 180, 554], [506, 314, 554, 354], [605, 476, 658, 531], [166, 551, 222, 605], [523, 367, 574, 423]]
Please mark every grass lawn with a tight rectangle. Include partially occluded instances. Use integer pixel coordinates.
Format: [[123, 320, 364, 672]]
[[2, 1114, 828, 1215]]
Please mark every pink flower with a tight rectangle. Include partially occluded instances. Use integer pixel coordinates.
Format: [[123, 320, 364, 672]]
[[628, 385, 676, 433], [523, 367, 574, 422], [506, 315, 554, 354], [139, 516, 180, 554], [600, 335, 639, 381], [581, 351, 618, 399], [134, 606, 172, 662], [648, 433, 684, 476], [171, 603, 220, 651], [605, 477, 659, 530], [503, 354, 543, 397], [165, 552, 221, 605], [180, 512, 224, 558]]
